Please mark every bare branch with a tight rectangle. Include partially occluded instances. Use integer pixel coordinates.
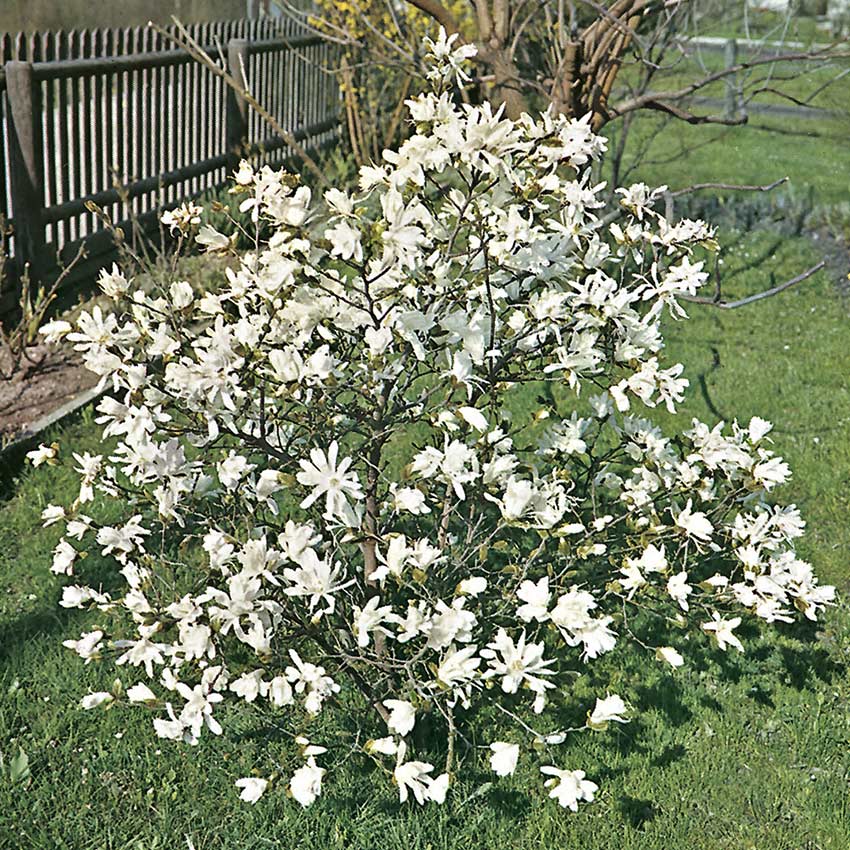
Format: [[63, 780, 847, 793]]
[[610, 46, 850, 119], [154, 18, 330, 187], [404, 0, 462, 36], [669, 177, 788, 198], [680, 261, 825, 309], [640, 98, 748, 125], [799, 66, 850, 105], [744, 85, 832, 111]]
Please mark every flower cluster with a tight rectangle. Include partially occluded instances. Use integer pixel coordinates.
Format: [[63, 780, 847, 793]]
[[38, 31, 833, 811]]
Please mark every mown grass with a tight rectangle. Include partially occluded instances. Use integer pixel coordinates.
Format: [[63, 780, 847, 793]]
[[1, 220, 849, 850], [696, 11, 832, 45], [605, 111, 850, 205]]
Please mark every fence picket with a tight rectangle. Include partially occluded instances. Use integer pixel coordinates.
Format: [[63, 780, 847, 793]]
[[1, 21, 338, 311]]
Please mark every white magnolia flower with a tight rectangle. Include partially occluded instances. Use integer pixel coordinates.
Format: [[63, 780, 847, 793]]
[[41, 505, 66, 527], [295, 736, 327, 759], [230, 670, 265, 703], [96, 263, 130, 298], [324, 187, 354, 215], [285, 650, 340, 715], [655, 646, 684, 668], [383, 699, 416, 737], [618, 561, 645, 599], [283, 548, 351, 617], [394, 742, 448, 804], [152, 701, 184, 741], [423, 26, 478, 83], [702, 613, 744, 652], [482, 629, 555, 698], [489, 742, 519, 777], [62, 630, 104, 663], [353, 596, 393, 648], [366, 736, 398, 756], [492, 476, 536, 521], [289, 757, 325, 807], [268, 675, 294, 707], [411, 439, 479, 500], [27, 443, 57, 467], [374, 534, 412, 582], [326, 219, 363, 262], [365, 325, 393, 356], [458, 406, 488, 431], [80, 692, 114, 710], [634, 544, 667, 573], [391, 486, 431, 515], [457, 576, 487, 597], [217, 452, 255, 490], [587, 694, 629, 730], [161, 202, 202, 234], [675, 500, 713, 541], [748, 416, 773, 443], [394, 757, 435, 804], [436, 645, 481, 688], [753, 453, 791, 490], [196, 224, 232, 252], [667, 571, 693, 611], [516, 577, 551, 623], [540, 766, 599, 811], [235, 776, 268, 804], [427, 772, 450, 804], [51, 539, 77, 575], [39, 320, 73, 344], [297, 441, 364, 516], [169, 280, 194, 308], [127, 683, 157, 703]]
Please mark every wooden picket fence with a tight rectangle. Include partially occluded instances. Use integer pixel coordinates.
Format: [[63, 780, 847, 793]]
[[0, 17, 339, 315], [0, 18, 295, 64]]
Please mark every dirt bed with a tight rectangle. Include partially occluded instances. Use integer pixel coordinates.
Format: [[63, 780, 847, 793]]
[[0, 345, 97, 443]]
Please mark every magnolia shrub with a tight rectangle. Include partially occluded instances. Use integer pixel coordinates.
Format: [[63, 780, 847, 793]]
[[38, 30, 834, 810]]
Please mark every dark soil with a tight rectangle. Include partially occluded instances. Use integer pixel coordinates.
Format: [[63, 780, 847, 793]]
[[0, 344, 97, 443]]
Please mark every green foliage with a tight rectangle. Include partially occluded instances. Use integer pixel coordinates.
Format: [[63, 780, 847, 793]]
[[812, 201, 850, 246], [7, 747, 30, 787]]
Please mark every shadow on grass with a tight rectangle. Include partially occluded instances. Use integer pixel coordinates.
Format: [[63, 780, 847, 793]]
[[618, 794, 657, 830], [486, 787, 532, 820], [0, 602, 81, 667], [779, 641, 844, 690], [651, 743, 687, 768], [635, 677, 693, 726]]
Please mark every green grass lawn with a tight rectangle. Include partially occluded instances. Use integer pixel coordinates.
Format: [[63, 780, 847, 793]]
[[604, 112, 850, 206], [697, 11, 832, 45], [1, 221, 849, 849]]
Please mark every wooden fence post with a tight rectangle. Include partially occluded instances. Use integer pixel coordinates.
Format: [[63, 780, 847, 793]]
[[5, 60, 47, 287], [226, 39, 250, 176]]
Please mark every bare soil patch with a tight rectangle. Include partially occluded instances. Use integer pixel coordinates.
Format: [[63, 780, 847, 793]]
[[0, 345, 97, 443]]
